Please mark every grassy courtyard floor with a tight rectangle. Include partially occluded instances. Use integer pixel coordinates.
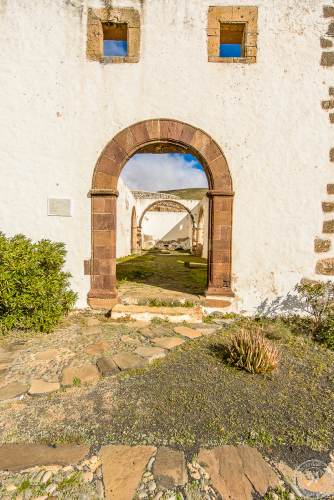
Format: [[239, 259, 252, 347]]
[[0, 314, 333, 470], [116, 250, 208, 304]]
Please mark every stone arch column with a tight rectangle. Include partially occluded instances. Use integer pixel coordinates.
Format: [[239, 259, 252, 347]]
[[88, 119, 234, 308]]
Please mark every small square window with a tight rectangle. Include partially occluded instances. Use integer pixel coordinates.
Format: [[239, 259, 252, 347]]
[[220, 23, 245, 58], [207, 6, 258, 64], [102, 22, 128, 57]]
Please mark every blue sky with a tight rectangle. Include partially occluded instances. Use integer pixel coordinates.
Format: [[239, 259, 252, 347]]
[[120, 153, 208, 191], [220, 43, 242, 57], [104, 40, 128, 56]]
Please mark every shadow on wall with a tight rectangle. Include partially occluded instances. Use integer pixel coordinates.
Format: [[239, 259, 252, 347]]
[[256, 291, 304, 316]]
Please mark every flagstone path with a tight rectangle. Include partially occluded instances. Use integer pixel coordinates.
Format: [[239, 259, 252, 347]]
[[0, 313, 333, 498]]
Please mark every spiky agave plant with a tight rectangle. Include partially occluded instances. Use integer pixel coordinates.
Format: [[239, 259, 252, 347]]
[[227, 327, 280, 374]]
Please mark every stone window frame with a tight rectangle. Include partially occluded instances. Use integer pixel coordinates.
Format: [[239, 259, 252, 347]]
[[87, 7, 140, 64], [208, 6, 258, 64]]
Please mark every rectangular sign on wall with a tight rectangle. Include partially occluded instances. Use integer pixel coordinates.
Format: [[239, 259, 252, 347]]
[[47, 198, 72, 217]]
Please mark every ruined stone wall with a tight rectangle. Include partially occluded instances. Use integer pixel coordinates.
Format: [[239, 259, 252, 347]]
[[0, 0, 331, 311]]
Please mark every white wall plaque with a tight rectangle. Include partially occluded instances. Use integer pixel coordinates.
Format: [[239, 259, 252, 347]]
[[48, 198, 72, 217]]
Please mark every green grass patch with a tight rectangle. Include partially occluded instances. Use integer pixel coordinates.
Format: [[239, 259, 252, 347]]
[[116, 250, 207, 296]]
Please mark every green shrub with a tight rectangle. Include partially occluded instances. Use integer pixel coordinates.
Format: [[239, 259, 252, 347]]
[[0, 233, 77, 333], [295, 280, 334, 350], [227, 327, 280, 374], [295, 280, 334, 330], [315, 318, 334, 350]]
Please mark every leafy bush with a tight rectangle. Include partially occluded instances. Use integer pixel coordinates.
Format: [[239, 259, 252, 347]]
[[227, 327, 280, 374], [0, 233, 77, 333], [295, 280, 334, 350], [295, 280, 334, 330]]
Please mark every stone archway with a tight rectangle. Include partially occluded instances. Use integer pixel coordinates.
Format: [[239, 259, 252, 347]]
[[88, 119, 234, 309], [138, 199, 197, 253]]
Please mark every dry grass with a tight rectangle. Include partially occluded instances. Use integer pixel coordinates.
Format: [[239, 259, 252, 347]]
[[227, 327, 280, 374]]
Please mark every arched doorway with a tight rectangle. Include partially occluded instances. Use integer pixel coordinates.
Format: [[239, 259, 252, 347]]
[[138, 200, 197, 253], [88, 119, 234, 308]]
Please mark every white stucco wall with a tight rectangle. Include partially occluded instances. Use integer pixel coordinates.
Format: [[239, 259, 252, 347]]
[[0, 0, 331, 311], [141, 211, 193, 244], [116, 177, 136, 258]]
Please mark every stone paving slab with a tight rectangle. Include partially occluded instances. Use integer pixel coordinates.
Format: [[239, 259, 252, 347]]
[[198, 445, 280, 499], [86, 317, 102, 326], [0, 382, 28, 401], [0, 444, 89, 472], [96, 356, 120, 376], [174, 326, 203, 339], [121, 335, 141, 345], [28, 379, 60, 395], [140, 328, 160, 338], [276, 460, 334, 497], [125, 321, 149, 329], [152, 337, 185, 349], [61, 364, 100, 386], [0, 352, 16, 364], [82, 325, 103, 336], [112, 352, 148, 370], [153, 447, 187, 489], [35, 349, 59, 361], [85, 340, 110, 356], [100, 445, 156, 500], [135, 346, 166, 362], [194, 326, 217, 336]]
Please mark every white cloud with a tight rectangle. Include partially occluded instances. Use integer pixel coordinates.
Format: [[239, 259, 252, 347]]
[[120, 154, 208, 191]]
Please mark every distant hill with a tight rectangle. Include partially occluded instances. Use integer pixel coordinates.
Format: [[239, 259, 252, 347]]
[[159, 188, 208, 200]]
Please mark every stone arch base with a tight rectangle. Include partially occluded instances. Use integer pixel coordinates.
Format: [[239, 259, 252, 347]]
[[88, 119, 234, 309]]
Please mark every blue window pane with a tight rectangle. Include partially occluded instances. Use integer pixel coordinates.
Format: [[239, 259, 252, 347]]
[[104, 40, 128, 57], [220, 44, 242, 58]]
